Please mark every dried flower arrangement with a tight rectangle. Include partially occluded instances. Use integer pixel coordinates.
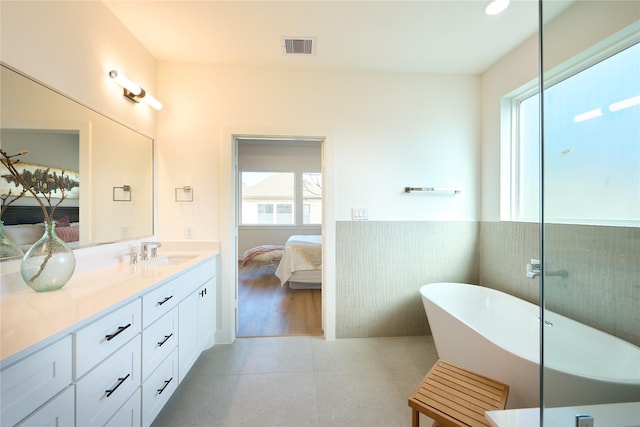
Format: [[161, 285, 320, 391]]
[[1, 149, 74, 285], [0, 149, 70, 223]]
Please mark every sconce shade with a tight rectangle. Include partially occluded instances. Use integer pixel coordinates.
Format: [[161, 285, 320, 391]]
[[109, 69, 162, 110], [108, 70, 141, 96]]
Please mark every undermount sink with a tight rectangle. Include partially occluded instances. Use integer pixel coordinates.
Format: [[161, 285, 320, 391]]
[[143, 254, 198, 266]]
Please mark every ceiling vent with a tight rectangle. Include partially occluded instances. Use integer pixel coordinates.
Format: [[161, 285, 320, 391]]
[[282, 37, 316, 55]]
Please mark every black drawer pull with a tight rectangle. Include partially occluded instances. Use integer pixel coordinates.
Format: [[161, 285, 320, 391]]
[[157, 377, 173, 395], [157, 333, 173, 347], [105, 323, 132, 341], [105, 373, 130, 397], [200, 288, 207, 297], [157, 295, 173, 306]]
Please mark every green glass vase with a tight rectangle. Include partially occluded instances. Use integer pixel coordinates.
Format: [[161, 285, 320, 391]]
[[21, 221, 76, 292]]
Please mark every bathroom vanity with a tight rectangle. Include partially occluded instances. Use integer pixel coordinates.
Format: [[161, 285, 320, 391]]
[[0, 250, 218, 427]]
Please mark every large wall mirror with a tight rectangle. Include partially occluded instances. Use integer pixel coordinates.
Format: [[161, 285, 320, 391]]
[[0, 64, 154, 260]]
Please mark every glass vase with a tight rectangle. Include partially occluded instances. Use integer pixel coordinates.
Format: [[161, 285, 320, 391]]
[[0, 220, 24, 259], [21, 221, 76, 292]]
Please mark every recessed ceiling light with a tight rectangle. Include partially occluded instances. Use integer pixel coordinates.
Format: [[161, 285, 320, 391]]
[[485, 0, 510, 15]]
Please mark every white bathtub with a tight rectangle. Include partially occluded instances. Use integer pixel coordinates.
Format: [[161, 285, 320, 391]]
[[420, 282, 640, 409]]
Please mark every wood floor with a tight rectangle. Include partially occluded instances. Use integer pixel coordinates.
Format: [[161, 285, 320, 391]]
[[237, 261, 322, 337]]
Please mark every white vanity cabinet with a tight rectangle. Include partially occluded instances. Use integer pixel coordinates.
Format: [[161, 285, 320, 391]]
[[178, 260, 216, 383], [0, 252, 218, 427]]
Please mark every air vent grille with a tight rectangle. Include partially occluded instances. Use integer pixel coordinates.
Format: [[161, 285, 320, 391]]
[[283, 37, 316, 55]]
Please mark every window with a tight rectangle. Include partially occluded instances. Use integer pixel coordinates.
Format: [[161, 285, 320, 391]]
[[507, 42, 639, 225], [240, 171, 322, 225], [241, 172, 294, 225], [302, 172, 322, 225]]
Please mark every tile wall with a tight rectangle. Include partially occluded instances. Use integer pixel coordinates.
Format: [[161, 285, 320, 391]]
[[336, 220, 640, 347]]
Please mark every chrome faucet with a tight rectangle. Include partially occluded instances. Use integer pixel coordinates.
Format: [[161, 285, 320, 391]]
[[130, 248, 138, 265], [141, 241, 162, 260]]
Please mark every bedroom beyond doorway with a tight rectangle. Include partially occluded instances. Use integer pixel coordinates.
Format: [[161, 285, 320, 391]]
[[237, 260, 322, 337], [235, 136, 324, 338]]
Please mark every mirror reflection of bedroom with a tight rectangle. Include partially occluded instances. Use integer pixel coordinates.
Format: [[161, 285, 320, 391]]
[[236, 138, 323, 337]]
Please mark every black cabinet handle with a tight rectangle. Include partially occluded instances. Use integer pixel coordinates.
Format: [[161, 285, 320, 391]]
[[200, 287, 207, 297], [105, 373, 130, 397], [157, 377, 173, 395], [105, 323, 132, 341], [157, 333, 173, 347], [157, 295, 173, 306]]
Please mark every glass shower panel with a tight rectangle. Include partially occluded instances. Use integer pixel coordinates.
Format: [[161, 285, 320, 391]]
[[541, 0, 640, 423]]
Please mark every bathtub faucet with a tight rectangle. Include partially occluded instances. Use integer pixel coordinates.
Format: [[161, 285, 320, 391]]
[[526, 258, 541, 279], [545, 269, 569, 278]]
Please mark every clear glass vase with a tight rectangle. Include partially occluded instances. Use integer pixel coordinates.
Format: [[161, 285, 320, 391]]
[[21, 221, 76, 292], [0, 220, 24, 258]]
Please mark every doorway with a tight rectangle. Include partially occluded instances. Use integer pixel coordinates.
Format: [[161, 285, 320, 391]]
[[234, 136, 324, 337]]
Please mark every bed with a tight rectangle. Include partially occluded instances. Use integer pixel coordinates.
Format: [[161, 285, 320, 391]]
[[2, 206, 80, 251], [275, 234, 322, 289]]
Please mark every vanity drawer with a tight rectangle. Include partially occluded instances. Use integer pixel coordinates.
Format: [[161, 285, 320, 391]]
[[142, 348, 178, 427], [105, 387, 141, 427], [76, 334, 141, 427], [142, 280, 179, 328], [142, 306, 178, 380], [74, 299, 141, 379], [1, 335, 72, 427], [16, 385, 74, 427]]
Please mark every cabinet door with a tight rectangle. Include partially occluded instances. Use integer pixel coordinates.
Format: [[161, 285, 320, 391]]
[[16, 386, 74, 427], [197, 278, 216, 352], [178, 292, 198, 384]]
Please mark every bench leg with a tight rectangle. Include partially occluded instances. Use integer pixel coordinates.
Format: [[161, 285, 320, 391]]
[[412, 409, 419, 427]]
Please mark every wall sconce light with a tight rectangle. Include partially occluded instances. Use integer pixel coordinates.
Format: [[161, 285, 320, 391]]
[[108, 70, 163, 110], [175, 186, 194, 202], [113, 185, 132, 201]]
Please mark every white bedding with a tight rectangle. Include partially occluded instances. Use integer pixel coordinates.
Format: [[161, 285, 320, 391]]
[[275, 235, 322, 288], [3, 223, 80, 251]]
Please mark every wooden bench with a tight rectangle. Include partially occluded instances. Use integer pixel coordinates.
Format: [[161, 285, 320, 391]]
[[408, 360, 509, 427]]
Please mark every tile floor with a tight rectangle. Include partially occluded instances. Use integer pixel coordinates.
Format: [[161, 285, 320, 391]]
[[151, 335, 439, 427]]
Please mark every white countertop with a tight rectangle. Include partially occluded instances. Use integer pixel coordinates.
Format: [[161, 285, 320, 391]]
[[486, 401, 640, 427], [0, 250, 218, 365]]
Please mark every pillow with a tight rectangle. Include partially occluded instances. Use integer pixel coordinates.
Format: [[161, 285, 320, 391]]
[[55, 216, 71, 227], [3, 224, 45, 246], [55, 225, 80, 243]]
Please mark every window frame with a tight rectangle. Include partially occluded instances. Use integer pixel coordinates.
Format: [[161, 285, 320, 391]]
[[501, 29, 639, 226], [239, 169, 322, 227]]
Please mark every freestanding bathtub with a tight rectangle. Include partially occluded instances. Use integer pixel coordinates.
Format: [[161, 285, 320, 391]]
[[420, 282, 640, 409]]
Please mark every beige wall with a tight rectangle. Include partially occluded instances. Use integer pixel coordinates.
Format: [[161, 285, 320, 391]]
[[156, 62, 481, 340], [0, 1, 158, 138]]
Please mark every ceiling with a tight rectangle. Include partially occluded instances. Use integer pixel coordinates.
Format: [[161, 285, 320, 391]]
[[104, 0, 574, 75]]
